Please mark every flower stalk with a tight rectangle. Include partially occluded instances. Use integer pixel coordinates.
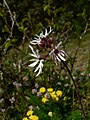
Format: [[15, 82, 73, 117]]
[[60, 59, 87, 120]]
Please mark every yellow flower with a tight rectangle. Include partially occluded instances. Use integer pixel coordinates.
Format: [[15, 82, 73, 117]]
[[29, 115, 39, 120], [48, 111, 52, 117], [22, 117, 28, 120], [56, 90, 62, 97], [55, 96, 59, 101], [42, 97, 48, 103], [39, 87, 46, 93], [47, 88, 53, 93], [50, 91, 59, 101], [26, 110, 33, 116], [50, 91, 56, 98]]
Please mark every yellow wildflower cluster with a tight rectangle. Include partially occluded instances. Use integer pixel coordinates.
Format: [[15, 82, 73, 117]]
[[50, 91, 59, 101], [39, 87, 62, 103], [22, 110, 39, 120]]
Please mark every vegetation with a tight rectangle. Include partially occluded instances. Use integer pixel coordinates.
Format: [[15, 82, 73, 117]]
[[0, 0, 90, 120]]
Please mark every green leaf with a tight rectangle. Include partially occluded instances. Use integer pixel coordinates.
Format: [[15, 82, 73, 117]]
[[0, 11, 3, 17], [43, 4, 50, 11], [5, 41, 12, 50]]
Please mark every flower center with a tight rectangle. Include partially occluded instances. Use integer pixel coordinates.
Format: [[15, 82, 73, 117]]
[[39, 38, 46, 47], [54, 49, 59, 54]]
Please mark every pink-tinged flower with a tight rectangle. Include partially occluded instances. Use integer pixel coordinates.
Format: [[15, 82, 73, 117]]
[[35, 83, 39, 88], [32, 89, 37, 94], [36, 92, 42, 97], [28, 45, 44, 77], [28, 105, 33, 110], [30, 27, 53, 47], [44, 93, 50, 98], [49, 42, 66, 64]]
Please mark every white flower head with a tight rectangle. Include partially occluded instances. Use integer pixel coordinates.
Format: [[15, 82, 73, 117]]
[[9, 97, 15, 104], [28, 45, 44, 77], [49, 41, 66, 64], [30, 27, 53, 45]]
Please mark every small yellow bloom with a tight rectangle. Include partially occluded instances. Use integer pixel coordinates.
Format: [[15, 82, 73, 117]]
[[39, 87, 46, 93], [42, 97, 48, 103], [47, 88, 53, 93], [50, 91, 59, 101], [50, 91, 55, 95], [55, 96, 59, 101], [53, 94, 57, 99], [26, 110, 33, 116], [22, 117, 28, 120], [48, 111, 52, 117], [56, 90, 62, 97], [50, 91, 55, 98], [29, 115, 39, 120]]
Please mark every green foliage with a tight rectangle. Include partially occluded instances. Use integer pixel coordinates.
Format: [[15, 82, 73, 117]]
[[66, 110, 83, 120], [0, 0, 90, 119]]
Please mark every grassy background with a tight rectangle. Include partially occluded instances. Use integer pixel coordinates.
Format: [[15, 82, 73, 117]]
[[66, 31, 90, 70]]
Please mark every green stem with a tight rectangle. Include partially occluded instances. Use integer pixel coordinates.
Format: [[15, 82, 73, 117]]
[[61, 60, 86, 120]]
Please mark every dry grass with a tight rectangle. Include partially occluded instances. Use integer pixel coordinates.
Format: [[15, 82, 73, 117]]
[[66, 32, 90, 70]]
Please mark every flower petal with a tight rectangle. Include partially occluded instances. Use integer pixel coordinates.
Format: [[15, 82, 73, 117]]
[[56, 55, 61, 62], [45, 27, 53, 37], [29, 60, 39, 67], [58, 53, 65, 61], [30, 53, 37, 58], [35, 34, 40, 38], [34, 60, 44, 76], [34, 64, 39, 73], [60, 50, 65, 57], [29, 45, 36, 55], [30, 40, 38, 45], [56, 41, 62, 49], [36, 68, 42, 77], [45, 28, 48, 37], [29, 59, 37, 62]]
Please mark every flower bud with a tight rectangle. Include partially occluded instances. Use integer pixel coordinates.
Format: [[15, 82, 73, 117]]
[[48, 38, 53, 44]]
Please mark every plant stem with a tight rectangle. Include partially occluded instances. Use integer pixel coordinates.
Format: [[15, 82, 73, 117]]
[[61, 60, 87, 120], [0, 67, 15, 81]]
